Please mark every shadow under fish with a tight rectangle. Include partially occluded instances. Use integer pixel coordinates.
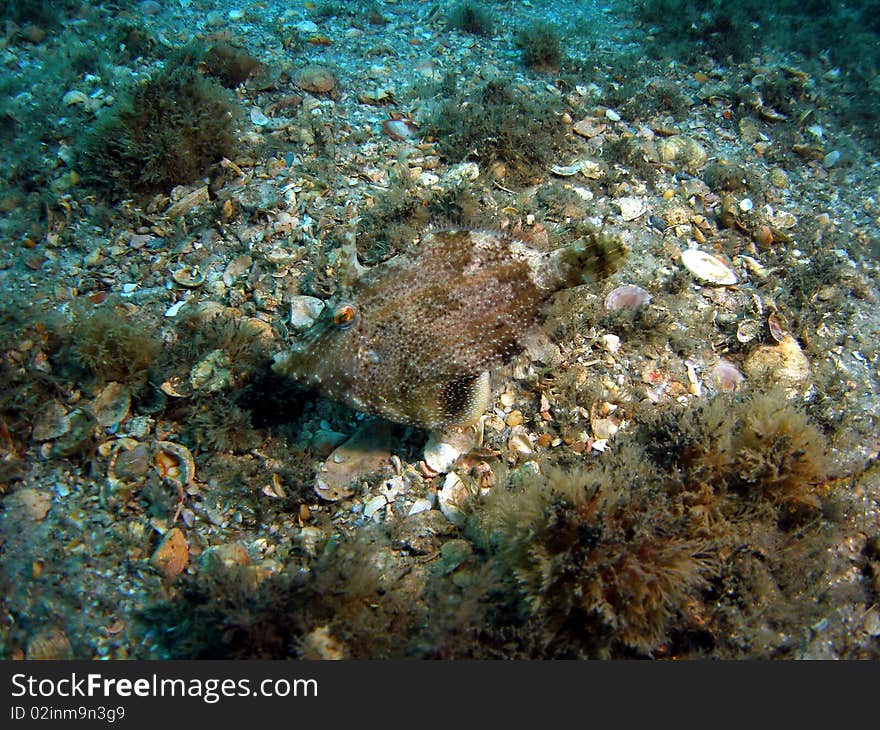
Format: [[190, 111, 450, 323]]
[[273, 226, 625, 430]]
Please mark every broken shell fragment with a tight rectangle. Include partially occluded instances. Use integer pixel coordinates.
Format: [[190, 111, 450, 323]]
[[680, 248, 738, 285], [90, 382, 131, 429], [153, 441, 196, 487], [32, 400, 71, 441], [6, 487, 52, 521], [189, 349, 232, 392], [710, 359, 745, 392], [658, 135, 708, 172], [382, 117, 419, 141], [736, 318, 761, 344], [293, 65, 338, 95], [171, 266, 206, 288], [550, 161, 582, 177], [223, 255, 253, 286], [423, 434, 462, 474], [437, 471, 472, 526], [289, 295, 326, 331]]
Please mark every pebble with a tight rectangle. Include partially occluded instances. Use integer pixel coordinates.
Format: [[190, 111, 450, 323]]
[[201, 542, 250, 569], [601, 333, 621, 353], [294, 20, 319, 34]]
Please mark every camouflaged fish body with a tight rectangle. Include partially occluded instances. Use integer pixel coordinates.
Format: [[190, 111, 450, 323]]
[[273, 228, 623, 429]]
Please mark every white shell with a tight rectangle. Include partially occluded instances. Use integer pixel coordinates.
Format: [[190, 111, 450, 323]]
[[680, 248, 738, 285], [438, 472, 471, 526], [616, 196, 647, 221], [289, 295, 325, 330], [423, 433, 462, 473]]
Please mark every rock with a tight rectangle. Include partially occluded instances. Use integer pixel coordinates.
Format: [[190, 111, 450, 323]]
[[743, 334, 811, 387], [314, 421, 392, 500], [439, 539, 473, 573], [201, 542, 250, 569], [6, 488, 52, 521], [293, 65, 338, 95], [150, 527, 189, 578]]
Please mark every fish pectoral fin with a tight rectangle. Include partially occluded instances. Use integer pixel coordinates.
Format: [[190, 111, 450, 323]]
[[410, 371, 490, 429]]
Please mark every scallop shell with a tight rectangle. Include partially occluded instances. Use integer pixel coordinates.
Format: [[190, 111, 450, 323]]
[[680, 248, 738, 285], [605, 284, 652, 311], [26, 627, 73, 660], [616, 196, 648, 221]]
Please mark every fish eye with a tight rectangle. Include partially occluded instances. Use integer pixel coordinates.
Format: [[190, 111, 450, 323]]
[[332, 303, 358, 329]]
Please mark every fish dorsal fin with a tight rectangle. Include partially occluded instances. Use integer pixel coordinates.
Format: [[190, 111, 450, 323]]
[[338, 219, 369, 287]]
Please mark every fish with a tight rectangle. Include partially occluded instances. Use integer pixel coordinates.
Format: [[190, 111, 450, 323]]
[[273, 226, 625, 430]]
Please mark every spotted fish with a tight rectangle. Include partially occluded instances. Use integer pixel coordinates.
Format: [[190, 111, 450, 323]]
[[273, 227, 624, 429]]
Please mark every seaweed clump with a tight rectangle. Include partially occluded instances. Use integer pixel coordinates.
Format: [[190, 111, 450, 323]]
[[427, 79, 566, 183], [140, 529, 422, 659], [65, 302, 162, 386], [447, 2, 495, 36], [472, 454, 714, 657], [469, 389, 836, 657], [515, 20, 564, 71], [78, 65, 240, 196]]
